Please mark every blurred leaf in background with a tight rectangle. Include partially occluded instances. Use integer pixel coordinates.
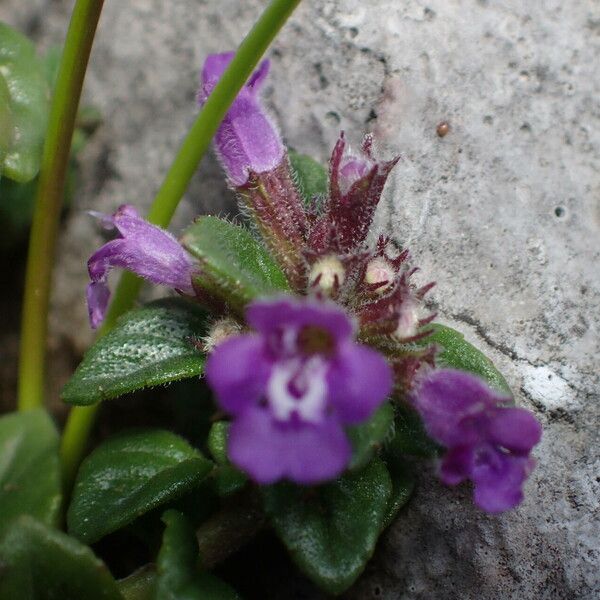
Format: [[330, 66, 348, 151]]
[[0, 22, 101, 250]]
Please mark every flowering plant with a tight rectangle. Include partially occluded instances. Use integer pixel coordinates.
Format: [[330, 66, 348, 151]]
[[1, 4, 541, 598]]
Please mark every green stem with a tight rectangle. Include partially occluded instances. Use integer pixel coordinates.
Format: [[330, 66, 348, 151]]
[[60, 0, 303, 485], [17, 0, 104, 412]]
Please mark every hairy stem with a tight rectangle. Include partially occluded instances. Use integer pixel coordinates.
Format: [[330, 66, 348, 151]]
[[60, 0, 304, 486], [18, 0, 105, 411]]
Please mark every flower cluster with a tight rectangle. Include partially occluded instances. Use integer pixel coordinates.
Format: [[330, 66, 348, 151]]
[[85, 52, 541, 512]]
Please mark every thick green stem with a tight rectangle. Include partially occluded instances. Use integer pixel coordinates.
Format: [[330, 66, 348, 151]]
[[60, 0, 304, 485], [18, 0, 104, 412]]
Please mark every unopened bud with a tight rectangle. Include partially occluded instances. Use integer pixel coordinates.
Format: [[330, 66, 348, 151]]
[[365, 257, 395, 294], [203, 318, 243, 353], [309, 256, 345, 293], [394, 302, 420, 340]]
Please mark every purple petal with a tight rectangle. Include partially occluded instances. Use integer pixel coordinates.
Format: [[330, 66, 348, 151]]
[[200, 51, 235, 96], [339, 156, 373, 196], [86, 206, 195, 328], [199, 52, 283, 186], [327, 342, 392, 424], [87, 208, 195, 291], [205, 335, 271, 415], [227, 408, 351, 484], [213, 96, 284, 186], [412, 369, 511, 447], [86, 281, 110, 330], [439, 445, 473, 486], [471, 448, 534, 513], [487, 407, 542, 454], [246, 297, 354, 344]]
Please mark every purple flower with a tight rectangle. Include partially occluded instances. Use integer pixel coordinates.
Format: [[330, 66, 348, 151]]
[[411, 369, 542, 513], [87, 205, 195, 328], [205, 296, 393, 484], [199, 52, 284, 187]]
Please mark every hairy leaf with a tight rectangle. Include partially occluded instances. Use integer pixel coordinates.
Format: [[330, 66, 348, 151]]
[[182, 216, 289, 313], [67, 429, 213, 544], [62, 298, 208, 405], [417, 323, 512, 395], [262, 458, 392, 595], [346, 402, 394, 470]]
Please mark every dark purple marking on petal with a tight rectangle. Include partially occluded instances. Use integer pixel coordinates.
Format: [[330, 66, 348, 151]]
[[246, 297, 354, 347]]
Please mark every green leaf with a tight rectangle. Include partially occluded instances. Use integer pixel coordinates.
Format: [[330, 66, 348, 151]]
[[380, 455, 415, 530], [346, 402, 394, 470], [0, 74, 12, 164], [415, 323, 512, 395], [0, 22, 50, 182], [387, 403, 440, 459], [157, 510, 240, 600], [62, 298, 208, 406], [288, 151, 328, 205], [67, 429, 214, 544], [207, 422, 247, 497], [182, 216, 289, 313], [0, 516, 123, 600], [0, 410, 61, 537], [262, 458, 392, 595]]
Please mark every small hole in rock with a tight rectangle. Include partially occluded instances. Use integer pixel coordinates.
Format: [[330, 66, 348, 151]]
[[554, 206, 566, 218], [325, 111, 341, 126]]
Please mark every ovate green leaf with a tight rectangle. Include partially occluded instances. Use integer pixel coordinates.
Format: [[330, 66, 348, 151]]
[[67, 429, 213, 544], [207, 422, 247, 497], [0, 516, 123, 600], [0, 23, 50, 182], [182, 216, 289, 313], [0, 409, 61, 537], [262, 458, 392, 595], [62, 298, 208, 405], [346, 402, 394, 470], [415, 323, 512, 395]]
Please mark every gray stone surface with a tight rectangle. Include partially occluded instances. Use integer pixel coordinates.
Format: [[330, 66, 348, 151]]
[[2, 0, 598, 597]]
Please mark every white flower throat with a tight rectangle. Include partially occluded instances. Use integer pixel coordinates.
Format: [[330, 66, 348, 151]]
[[267, 356, 328, 423]]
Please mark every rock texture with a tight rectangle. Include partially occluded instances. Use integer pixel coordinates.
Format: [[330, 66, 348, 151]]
[[1, 0, 598, 598]]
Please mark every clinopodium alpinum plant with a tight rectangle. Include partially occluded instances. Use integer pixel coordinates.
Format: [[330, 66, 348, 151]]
[[1, 5, 541, 597], [68, 52, 540, 593]]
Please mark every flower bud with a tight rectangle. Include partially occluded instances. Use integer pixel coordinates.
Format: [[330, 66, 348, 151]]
[[394, 301, 420, 340], [202, 317, 243, 354], [309, 255, 346, 294], [364, 257, 395, 294]]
